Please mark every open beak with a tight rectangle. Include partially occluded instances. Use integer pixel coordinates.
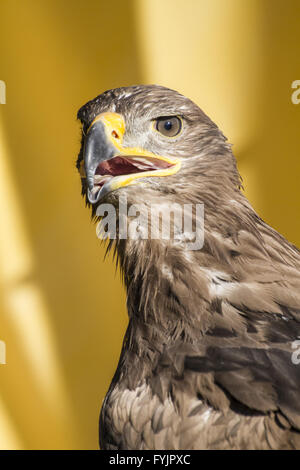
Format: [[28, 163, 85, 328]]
[[81, 112, 181, 204]]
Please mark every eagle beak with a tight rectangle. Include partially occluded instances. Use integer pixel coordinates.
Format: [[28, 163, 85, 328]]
[[83, 117, 117, 203], [82, 112, 181, 204]]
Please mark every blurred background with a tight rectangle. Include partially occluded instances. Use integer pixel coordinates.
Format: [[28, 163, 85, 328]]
[[0, 0, 299, 449]]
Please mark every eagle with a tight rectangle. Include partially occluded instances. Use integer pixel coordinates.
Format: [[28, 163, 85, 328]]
[[76, 85, 300, 450]]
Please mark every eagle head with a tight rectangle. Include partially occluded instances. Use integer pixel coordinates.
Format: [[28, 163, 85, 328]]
[[76, 85, 241, 216]]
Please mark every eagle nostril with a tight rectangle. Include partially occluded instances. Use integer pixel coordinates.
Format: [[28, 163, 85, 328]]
[[112, 130, 119, 139]]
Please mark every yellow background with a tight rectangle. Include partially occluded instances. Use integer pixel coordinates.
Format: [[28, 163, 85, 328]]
[[0, 0, 299, 449]]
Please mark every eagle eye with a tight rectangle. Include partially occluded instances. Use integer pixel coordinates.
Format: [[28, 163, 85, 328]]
[[155, 116, 182, 137]]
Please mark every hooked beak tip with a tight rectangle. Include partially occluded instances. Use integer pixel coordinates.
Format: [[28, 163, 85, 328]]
[[87, 187, 101, 204]]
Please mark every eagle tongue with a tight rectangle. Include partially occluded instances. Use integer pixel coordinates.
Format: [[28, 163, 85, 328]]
[[96, 156, 152, 177]]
